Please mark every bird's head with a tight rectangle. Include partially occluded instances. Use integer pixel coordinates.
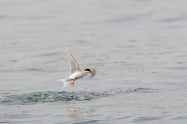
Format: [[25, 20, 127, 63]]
[[84, 68, 96, 74]]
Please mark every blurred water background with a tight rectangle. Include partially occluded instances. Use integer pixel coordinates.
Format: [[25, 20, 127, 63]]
[[0, 0, 187, 123]]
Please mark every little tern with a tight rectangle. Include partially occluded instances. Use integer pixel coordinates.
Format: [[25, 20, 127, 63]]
[[58, 49, 96, 88]]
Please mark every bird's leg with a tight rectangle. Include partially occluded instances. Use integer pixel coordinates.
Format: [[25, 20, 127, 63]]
[[71, 80, 75, 87]]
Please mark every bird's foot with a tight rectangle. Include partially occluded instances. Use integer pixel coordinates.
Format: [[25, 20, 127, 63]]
[[71, 80, 75, 87]]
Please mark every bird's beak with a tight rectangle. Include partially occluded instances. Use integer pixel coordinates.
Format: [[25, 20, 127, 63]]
[[90, 70, 96, 74]]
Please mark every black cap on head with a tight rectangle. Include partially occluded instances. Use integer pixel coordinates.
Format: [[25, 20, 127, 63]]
[[84, 68, 91, 71]]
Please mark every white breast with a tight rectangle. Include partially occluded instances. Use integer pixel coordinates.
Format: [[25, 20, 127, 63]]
[[69, 71, 89, 80]]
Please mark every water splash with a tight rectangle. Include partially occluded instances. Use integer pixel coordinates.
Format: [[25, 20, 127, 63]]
[[0, 88, 159, 105]]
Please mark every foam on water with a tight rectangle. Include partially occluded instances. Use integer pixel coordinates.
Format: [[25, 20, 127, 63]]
[[0, 88, 159, 105]]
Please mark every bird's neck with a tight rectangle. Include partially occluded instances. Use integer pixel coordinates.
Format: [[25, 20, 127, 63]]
[[82, 71, 89, 75]]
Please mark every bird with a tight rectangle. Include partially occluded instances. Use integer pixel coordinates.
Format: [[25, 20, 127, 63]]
[[57, 48, 96, 88]]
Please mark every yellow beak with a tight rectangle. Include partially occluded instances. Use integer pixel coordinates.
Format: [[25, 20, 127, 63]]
[[91, 70, 96, 74]]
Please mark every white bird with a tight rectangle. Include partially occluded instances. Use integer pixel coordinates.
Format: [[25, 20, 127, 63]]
[[58, 48, 96, 88]]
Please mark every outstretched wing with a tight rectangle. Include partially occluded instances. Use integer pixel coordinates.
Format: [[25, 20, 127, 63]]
[[67, 48, 81, 74]]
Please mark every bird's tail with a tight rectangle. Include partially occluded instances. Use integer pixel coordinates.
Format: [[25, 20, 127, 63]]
[[56, 78, 69, 88]]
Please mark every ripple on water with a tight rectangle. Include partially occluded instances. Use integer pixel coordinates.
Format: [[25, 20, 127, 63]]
[[0, 88, 159, 105], [133, 116, 161, 122]]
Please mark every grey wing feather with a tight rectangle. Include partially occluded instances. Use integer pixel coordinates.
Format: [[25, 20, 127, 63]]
[[67, 48, 81, 74]]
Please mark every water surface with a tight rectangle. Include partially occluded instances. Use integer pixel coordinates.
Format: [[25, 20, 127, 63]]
[[0, 0, 187, 123]]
